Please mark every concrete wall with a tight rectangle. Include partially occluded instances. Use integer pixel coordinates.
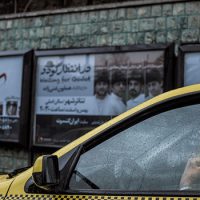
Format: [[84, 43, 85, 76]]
[[0, 0, 199, 172]]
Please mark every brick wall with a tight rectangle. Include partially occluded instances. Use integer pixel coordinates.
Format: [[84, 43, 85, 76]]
[[0, 0, 199, 172]]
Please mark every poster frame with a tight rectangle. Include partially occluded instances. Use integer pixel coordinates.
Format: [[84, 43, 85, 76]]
[[177, 43, 200, 87], [31, 44, 175, 148], [0, 49, 33, 148]]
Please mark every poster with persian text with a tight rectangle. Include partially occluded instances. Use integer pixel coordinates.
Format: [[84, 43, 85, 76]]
[[0, 56, 23, 141], [34, 51, 164, 147]]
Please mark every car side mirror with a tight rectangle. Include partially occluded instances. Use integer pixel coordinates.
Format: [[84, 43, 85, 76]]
[[32, 155, 59, 190]]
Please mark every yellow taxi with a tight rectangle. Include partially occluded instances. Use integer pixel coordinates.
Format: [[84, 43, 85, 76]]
[[1, 84, 200, 199]]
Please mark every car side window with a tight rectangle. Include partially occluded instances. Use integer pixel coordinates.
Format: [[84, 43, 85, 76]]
[[69, 104, 200, 191]]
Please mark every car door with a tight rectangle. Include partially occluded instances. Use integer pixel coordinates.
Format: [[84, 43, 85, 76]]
[[63, 92, 200, 195], [16, 90, 200, 199]]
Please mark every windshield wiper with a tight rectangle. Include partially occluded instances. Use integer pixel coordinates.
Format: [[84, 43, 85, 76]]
[[0, 172, 8, 175], [8, 166, 31, 178]]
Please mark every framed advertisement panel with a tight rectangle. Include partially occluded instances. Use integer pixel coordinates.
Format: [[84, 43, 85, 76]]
[[178, 44, 200, 87], [32, 44, 174, 148], [0, 50, 33, 147]]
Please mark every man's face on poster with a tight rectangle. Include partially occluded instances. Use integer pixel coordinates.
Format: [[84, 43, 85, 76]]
[[128, 80, 142, 98], [112, 81, 125, 98], [6, 101, 17, 116], [147, 81, 163, 97], [95, 81, 109, 98]]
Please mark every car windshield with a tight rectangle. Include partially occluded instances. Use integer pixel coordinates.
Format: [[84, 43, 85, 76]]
[[69, 104, 200, 191]]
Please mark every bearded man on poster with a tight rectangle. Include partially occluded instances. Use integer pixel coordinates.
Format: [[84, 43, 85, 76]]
[[91, 70, 111, 115]]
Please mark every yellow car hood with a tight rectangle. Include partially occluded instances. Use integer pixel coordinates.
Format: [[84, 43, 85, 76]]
[[0, 174, 9, 181], [0, 174, 15, 196]]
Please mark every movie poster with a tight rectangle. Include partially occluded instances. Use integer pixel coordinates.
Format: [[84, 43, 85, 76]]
[[34, 51, 165, 147], [0, 56, 23, 141], [184, 53, 200, 86]]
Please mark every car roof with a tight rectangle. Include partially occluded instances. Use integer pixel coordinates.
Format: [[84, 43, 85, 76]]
[[54, 84, 200, 158]]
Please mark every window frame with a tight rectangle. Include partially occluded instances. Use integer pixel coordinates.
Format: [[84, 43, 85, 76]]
[[58, 90, 200, 196]]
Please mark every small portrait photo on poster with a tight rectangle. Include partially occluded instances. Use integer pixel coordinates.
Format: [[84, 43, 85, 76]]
[[145, 67, 163, 100], [110, 69, 127, 115], [92, 69, 111, 116], [127, 69, 145, 110], [6, 99, 18, 116]]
